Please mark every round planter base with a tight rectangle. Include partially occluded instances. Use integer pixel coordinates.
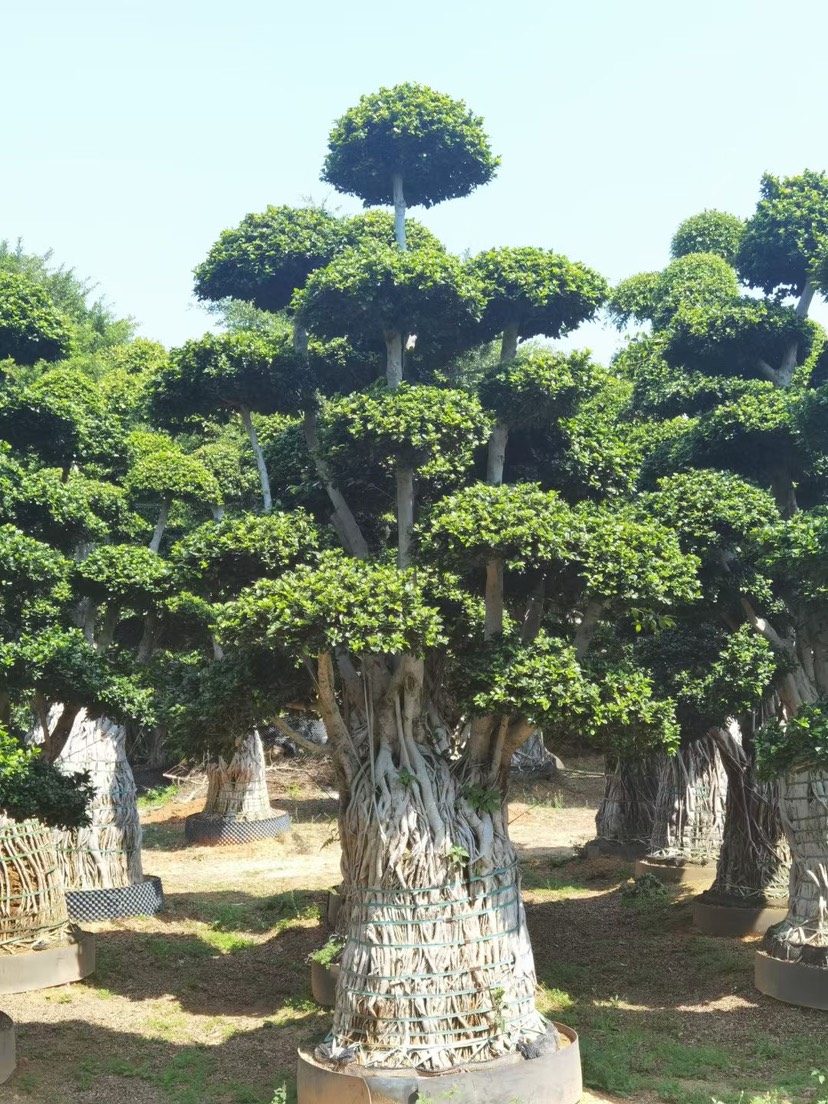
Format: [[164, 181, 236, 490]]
[[297, 1022, 581, 1104], [694, 898, 788, 937], [0, 1013, 15, 1084], [184, 810, 290, 845], [634, 857, 716, 888], [310, 960, 340, 1007], [583, 838, 648, 861], [0, 930, 95, 995], [755, 950, 828, 1010], [65, 875, 164, 922]]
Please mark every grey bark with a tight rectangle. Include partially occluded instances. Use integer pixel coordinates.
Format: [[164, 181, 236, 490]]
[[595, 753, 663, 848], [500, 323, 519, 362], [239, 404, 272, 512], [385, 329, 404, 390], [396, 467, 415, 571], [392, 172, 406, 250], [302, 410, 369, 560], [484, 558, 504, 639], [149, 497, 170, 553], [647, 733, 728, 863], [486, 421, 509, 486]]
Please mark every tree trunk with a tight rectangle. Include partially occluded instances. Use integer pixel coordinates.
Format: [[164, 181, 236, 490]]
[[320, 655, 549, 1072], [302, 409, 369, 560], [52, 712, 143, 891], [484, 558, 504, 639], [396, 467, 415, 571], [595, 753, 662, 850], [647, 734, 728, 863], [202, 729, 272, 820], [500, 324, 519, 362], [392, 172, 406, 251], [0, 818, 70, 953], [486, 421, 509, 487], [149, 496, 170, 553], [239, 405, 272, 512], [385, 329, 403, 390], [702, 726, 790, 907], [763, 768, 828, 965]]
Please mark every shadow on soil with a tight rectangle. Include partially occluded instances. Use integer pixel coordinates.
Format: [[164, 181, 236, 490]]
[[3, 1017, 310, 1104]]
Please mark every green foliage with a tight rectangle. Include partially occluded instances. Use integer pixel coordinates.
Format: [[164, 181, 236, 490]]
[[0, 366, 120, 472], [0, 271, 73, 365], [756, 699, 828, 778], [759, 507, 828, 602], [478, 349, 600, 426], [621, 873, 669, 907], [340, 210, 445, 253], [670, 210, 745, 264], [645, 469, 779, 561], [321, 383, 490, 486], [420, 483, 574, 570], [0, 524, 71, 633], [125, 432, 221, 507], [607, 271, 661, 329], [469, 247, 607, 340], [0, 727, 92, 828], [460, 632, 595, 725], [663, 299, 814, 379], [308, 937, 344, 965], [150, 331, 309, 428], [75, 545, 172, 609], [172, 510, 321, 599], [738, 170, 828, 296], [321, 82, 499, 208], [640, 624, 778, 739], [296, 242, 485, 347], [583, 661, 680, 757], [461, 784, 501, 814], [221, 551, 444, 657], [194, 206, 344, 313], [651, 253, 740, 328]]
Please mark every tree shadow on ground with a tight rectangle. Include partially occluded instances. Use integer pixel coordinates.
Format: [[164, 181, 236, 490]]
[[82, 914, 329, 1017], [2, 1017, 316, 1104]]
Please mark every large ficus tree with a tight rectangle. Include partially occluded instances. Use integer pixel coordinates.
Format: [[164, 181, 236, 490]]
[[200, 85, 702, 1073], [614, 171, 828, 977]]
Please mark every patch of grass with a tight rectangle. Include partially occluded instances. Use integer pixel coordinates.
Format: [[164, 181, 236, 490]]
[[142, 821, 189, 851], [200, 929, 257, 953], [536, 984, 575, 1014], [16, 1071, 40, 1094], [144, 934, 215, 962], [686, 934, 748, 976], [137, 783, 180, 810]]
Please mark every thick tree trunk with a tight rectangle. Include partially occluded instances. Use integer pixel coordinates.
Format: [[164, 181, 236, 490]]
[[763, 768, 828, 965], [595, 753, 662, 850], [0, 818, 70, 953], [484, 558, 504, 639], [202, 729, 272, 820], [320, 655, 548, 1072], [647, 734, 728, 863], [53, 712, 143, 891], [702, 726, 790, 907], [239, 405, 272, 512]]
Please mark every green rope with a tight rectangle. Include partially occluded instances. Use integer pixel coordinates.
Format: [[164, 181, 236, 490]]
[[352, 922, 520, 951], [345, 1009, 537, 1039], [355, 895, 518, 927], [345, 862, 518, 896], [338, 960, 507, 982], [354, 882, 516, 912], [341, 982, 527, 1000]]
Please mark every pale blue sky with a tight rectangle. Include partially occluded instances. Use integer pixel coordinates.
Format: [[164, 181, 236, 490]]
[[5, 0, 828, 361]]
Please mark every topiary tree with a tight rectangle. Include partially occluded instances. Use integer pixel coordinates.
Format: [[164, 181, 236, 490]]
[[202, 87, 703, 1081], [0, 271, 73, 366], [321, 83, 500, 248], [616, 171, 828, 979], [670, 209, 745, 264]]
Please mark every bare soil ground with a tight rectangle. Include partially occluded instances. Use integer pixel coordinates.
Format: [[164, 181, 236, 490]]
[[1, 754, 823, 1104]]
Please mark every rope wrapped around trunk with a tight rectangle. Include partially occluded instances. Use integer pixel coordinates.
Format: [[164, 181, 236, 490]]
[[0, 818, 70, 953]]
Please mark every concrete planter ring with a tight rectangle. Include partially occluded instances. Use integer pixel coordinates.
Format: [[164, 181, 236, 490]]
[[184, 810, 290, 845], [0, 929, 96, 995], [0, 1012, 15, 1084], [693, 896, 788, 937], [65, 875, 164, 922], [297, 1022, 582, 1104], [755, 950, 828, 1010], [634, 856, 716, 889]]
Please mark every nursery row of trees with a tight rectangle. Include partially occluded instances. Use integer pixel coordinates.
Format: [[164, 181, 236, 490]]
[[3, 83, 828, 1072]]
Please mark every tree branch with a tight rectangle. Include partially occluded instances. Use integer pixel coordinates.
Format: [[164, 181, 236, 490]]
[[302, 409, 369, 559]]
